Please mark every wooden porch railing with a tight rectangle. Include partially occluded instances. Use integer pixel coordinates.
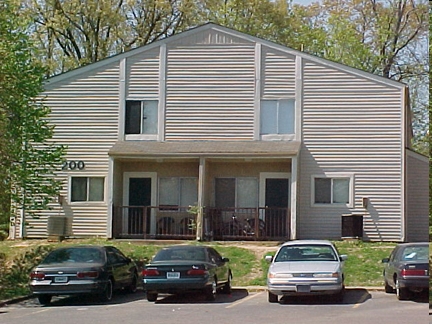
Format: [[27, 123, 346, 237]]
[[112, 206, 289, 241]]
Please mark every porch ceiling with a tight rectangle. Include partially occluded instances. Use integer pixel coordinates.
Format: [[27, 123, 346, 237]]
[[108, 141, 301, 158]]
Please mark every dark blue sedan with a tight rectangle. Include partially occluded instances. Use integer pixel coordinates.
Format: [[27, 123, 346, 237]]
[[142, 245, 232, 301], [382, 242, 429, 300], [30, 245, 139, 304]]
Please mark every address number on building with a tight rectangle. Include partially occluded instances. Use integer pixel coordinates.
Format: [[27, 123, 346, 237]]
[[62, 160, 85, 170]]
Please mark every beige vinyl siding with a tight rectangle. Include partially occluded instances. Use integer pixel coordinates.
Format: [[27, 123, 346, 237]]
[[298, 61, 403, 241], [25, 64, 120, 238], [405, 150, 429, 242], [262, 48, 296, 97], [126, 48, 160, 98], [165, 45, 256, 140]]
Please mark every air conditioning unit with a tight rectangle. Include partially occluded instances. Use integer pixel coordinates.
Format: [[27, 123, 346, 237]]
[[47, 216, 71, 238]]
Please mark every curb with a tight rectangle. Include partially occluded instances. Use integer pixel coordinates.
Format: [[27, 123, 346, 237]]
[[0, 286, 385, 307]]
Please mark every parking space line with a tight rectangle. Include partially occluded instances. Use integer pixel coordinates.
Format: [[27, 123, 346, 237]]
[[352, 291, 369, 309], [226, 292, 264, 309]]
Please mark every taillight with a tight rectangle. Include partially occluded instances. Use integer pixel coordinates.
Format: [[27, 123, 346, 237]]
[[401, 269, 427, 276], [142, 269, 160, 277], [187, 269, 208, 276], [77, 271, 99, 279], [30, 271, 45, 280]]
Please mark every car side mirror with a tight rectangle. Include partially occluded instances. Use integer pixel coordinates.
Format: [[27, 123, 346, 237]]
[[339, 255, 348, 261], [382, 258, 389, 263], [265, 255, 273, 262]]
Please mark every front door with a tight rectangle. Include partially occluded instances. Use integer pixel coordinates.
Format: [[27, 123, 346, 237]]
[[123, 172, 157, 236], [260, 173, 290, 238]]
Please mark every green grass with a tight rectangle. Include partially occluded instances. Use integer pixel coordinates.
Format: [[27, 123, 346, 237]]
[[0, 238, 403, 301]]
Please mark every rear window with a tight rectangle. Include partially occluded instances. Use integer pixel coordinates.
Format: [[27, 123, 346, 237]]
[[401, 246, 428, 261], [153, 248, 206, 262], [275, 245, 337, 262], [43, 248, 104, 264]]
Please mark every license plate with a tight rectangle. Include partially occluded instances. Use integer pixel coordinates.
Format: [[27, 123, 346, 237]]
[[54, 276, 68, 283], [166, 272, 180, 279], [296, 285, 311, 293]]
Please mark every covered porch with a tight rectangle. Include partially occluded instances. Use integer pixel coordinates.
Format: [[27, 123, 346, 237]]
[[108, 141, 300, 241]]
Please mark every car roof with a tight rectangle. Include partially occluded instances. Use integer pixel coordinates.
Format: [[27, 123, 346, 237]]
[[395, 242, 429, 248], [280, 240, 334, 247]]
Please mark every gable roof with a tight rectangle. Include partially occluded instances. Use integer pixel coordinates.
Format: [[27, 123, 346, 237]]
[[45, 23, 405, 90]]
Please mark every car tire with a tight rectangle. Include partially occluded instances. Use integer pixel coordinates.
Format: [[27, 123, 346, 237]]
[[100, 278, 113, 302], [268, 291, 278, 303], [37, 295, 52, 305], [126, 273, 138, 293], [384, 279, 394, 293], [205, 278, 217, 301], [396, 280, 409, 300], [222, 273, 232, 294], [146, 291, 158, 302]]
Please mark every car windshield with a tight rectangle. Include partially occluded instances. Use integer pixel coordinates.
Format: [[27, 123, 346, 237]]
[[401, 246, 428, 261], [275, 245, 337, 262], [43, 247, 104, 264], [153, 248, 206, 262]]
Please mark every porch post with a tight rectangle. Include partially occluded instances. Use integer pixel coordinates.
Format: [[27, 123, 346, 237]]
[[196, 157, 206, 241]]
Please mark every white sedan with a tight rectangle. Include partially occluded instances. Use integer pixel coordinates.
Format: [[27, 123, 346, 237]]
[[266, 240, 347, 303]]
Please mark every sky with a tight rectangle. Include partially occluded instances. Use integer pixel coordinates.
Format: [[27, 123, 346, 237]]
[[292, 0, 319, 5]]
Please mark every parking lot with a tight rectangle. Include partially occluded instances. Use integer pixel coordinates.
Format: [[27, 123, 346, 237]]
[[0, 288, 428, 324]]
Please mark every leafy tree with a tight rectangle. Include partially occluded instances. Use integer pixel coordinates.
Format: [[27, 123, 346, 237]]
[[0, 0, 65, 238]]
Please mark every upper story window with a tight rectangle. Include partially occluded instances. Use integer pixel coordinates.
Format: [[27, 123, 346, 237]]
[[312, 174, 353, 207], [71, 177, 105, 202], [260, 99, 295, 139], [125, 100, 158, 137]]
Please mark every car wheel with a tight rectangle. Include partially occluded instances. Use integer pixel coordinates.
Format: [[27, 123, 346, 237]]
[[222, 273, 232, 294], [146, 291, 158, 302], [37, 295, 52, 305], [384, 279, 394, 293], [205, 278, 217, 301], [396, 280, 409, 300], [100, 278, 113, 302], [268, 291, 278, 303], [126, 273, 138, 293]]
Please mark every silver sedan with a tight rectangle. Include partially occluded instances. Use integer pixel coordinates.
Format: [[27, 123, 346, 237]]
[[266, 240, 347, 303]]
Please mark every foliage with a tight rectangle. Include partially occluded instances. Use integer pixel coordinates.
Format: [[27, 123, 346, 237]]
[[0, 245, 53, 300], [0, 0, 66, 238]]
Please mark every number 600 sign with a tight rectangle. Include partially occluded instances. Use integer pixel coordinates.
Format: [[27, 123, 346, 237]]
[[62, 160, 85, 170]]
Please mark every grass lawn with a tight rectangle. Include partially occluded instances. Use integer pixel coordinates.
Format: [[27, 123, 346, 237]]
[[0, 238, 399, 301]]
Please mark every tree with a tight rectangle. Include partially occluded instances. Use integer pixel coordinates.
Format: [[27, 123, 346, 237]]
[[0, 0, 65, 239]]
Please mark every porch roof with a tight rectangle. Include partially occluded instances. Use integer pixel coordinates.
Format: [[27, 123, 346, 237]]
[[108, 141, 301, 157]]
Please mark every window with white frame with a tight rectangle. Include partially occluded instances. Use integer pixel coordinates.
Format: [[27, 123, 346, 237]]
[[71, 177, 105, 202], [159, 177, 198, 209], [260, 99, 295, 135], [215, 178, 258, 208], [313, 175, 351, 206], [125, 100, 158, 135]]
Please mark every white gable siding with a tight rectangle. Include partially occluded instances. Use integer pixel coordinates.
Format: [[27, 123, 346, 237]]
[[127, 48, 160, 98], [405, 150, 429, 242], [165, 45, 256, 140], [298, 60, 404, 241], [262, 48, 296, 97], [25, 64, 121, 238]]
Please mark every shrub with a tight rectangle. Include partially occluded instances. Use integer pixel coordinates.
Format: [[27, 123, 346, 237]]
[[0, 245, 53, 300]]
